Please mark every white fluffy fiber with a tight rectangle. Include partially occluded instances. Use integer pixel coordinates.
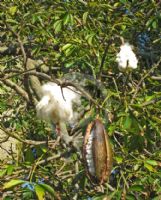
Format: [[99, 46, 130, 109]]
[[36, 82, 80, 124], [116, 43, 138, 71]]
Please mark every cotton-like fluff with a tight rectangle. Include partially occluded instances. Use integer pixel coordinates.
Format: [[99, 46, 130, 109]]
[[86, 129, 95, 175], [36, 82, 80, 124], [116, 43, 138, 71]]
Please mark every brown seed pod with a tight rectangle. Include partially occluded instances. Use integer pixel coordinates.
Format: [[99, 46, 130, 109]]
[[83, 119, 113, 184]]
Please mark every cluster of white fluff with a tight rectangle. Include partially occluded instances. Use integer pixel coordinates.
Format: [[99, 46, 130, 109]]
[[86, 129, 95, 175], [116, 42, 138, 71], [36, 82, 80, 124]]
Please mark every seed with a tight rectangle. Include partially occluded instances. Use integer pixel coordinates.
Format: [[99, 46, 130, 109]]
[[83, 119, 113, 184]]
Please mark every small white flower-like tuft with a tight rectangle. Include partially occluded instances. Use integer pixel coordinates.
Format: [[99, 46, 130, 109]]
[[36, 82, 80, 124], [116, 43, 138, 71]]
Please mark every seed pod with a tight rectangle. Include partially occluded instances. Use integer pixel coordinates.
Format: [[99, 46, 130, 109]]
[[83, 119, 113, 184]]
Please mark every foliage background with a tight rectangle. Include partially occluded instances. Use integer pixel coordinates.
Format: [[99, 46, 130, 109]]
[[0, 0, 161, 199]]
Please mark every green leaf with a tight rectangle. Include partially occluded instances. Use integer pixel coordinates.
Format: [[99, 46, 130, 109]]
[[54, 20, 62, 33], [39, 183, 56, 197], [121, 25, 126, 30], [35, 184, 45, 200], [126, 194, 136, 200], [25, 148, 35, 163], [64, 46, 75, 56], [146, 18, 153, 27], [114, 2, 120, 7], [63, 13, 73, 25], [152, 20, 157, 29], [129, 185, 144, 192], [0, 169, 7, 177], [123, 115, 132, 130], [152, 116, 161, 124], [22, 191, 34, 199], [85, 33, 95, 46], [3, 197, 12, 200], [119, 0, 127, 3], [7, 165, 14, 175], [152, 196, 161, 200], [9, 6, 17, 15], [134, 164, 140, 171], [37, 16, 44, 27], [83, 12, 88, 24], [62, 43, 73, 51], [145, 159, 158, 166], [144, 163, 155, 172], [3, 179, 25, 189], [115, 156, 123, 164], [6, 19, 18, 24], [41, 146, 48, 153], [65, 61, 75, 68]]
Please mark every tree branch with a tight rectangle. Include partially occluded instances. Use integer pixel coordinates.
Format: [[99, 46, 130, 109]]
[[1, 79, 29, 102], [0, 127, 56, 146]]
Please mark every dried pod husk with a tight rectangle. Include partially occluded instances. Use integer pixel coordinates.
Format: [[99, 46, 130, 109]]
[[83, 119, 113, 184]]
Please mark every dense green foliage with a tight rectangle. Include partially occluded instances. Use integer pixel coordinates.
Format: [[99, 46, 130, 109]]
[[0, 0, 161, 199]]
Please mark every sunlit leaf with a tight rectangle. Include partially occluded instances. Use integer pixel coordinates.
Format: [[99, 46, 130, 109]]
[[144, 163, 156, 172], [152, 20, 157, 29], [35, 184, 45, 200], [85, 33, 95, 46], [121, 25, 126, 30], [39, 183, 56, 198], [3, 179, 25, 189], [65, 61, 75, 68], [9, 6, 17, 15], [145, 159, 158, 166], [62, 43, 73, 51], [115, 156, 123, 164], [134, 164, 140, 171], [54, 19, 62, 33], [83, 12, 88, 24], [7, 165, 14, 175], [63, 13, 71, 25]]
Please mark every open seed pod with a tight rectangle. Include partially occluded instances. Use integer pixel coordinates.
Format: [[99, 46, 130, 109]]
[[83, 119, 113, 184]]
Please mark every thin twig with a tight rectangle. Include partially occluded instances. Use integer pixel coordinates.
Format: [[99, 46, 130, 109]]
[[0, 55, 22, 64], [141, 96, 161, 107], [106, 183, 115, 192], [60, 80, 100, 108], [0, 70, 52, 82], [0, 60, 47, 81], [5, 22, 27, 67], [98, 40, 111, 80], [151, 76, 161, 80], [131, 57, 161, 104], [0, 127, 57, 146]]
